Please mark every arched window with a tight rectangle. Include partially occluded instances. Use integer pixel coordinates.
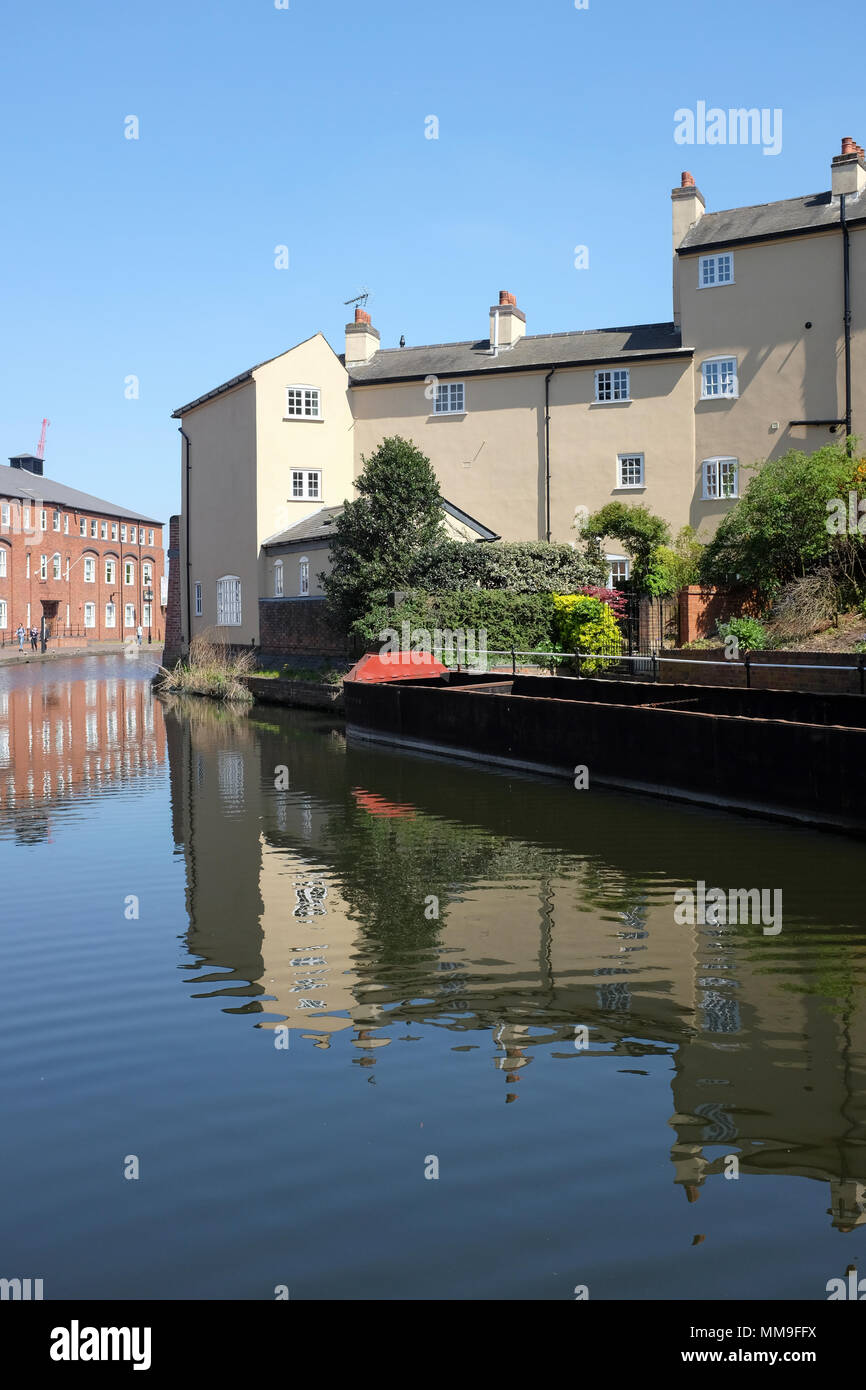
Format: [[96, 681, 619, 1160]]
[[299, 556, 309, 597], [52, 552, 61, 580], [274, 559, 284, 597], [216, 576, 242, 626]]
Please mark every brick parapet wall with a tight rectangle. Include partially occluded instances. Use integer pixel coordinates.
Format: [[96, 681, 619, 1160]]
[[258, 598, 348, 664], [678, 585, 762, 645]]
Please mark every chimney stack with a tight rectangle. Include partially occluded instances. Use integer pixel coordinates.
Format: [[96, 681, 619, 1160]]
[[671, 171, 706, 328], [832, 136, 866, 198], [345, 306, 380, 365], [489, 290, 526, 350]]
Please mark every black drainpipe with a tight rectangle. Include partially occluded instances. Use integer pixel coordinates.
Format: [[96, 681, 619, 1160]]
[[841, 191, 853, 451], [544, 368, 555, 541], [178, 427, 192, 649]]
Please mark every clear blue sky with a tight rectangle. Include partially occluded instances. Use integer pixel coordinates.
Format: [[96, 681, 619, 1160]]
[[1, 0, 861, 533]]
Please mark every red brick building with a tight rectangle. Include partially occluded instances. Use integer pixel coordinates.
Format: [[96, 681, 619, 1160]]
[[0, 454, 166, 646]]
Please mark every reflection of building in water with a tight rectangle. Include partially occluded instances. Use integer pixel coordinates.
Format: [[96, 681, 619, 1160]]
[[165, 703, 866, 1227], [0, 674, 165, 837]]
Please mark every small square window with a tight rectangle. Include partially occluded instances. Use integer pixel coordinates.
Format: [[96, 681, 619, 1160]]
[[617, 454, 644, 488], [701, 357, 738, 399], [595, 369, 630, 402], [433, 382, 465, 414], [702, 457, 739, 500], [699, 252, 734, 288], [286, 386, 321, 418]]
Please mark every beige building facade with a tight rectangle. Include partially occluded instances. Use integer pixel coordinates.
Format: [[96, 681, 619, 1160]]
[[172, 139, 866, 649]]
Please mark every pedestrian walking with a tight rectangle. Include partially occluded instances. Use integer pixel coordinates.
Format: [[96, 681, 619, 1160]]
[[30, 627, 38, 651], [16, 624, 25, 651], [136, 624, 143, 647]]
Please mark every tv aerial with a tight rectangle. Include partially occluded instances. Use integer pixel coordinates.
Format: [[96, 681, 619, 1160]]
[[344, 287, 371, 310]]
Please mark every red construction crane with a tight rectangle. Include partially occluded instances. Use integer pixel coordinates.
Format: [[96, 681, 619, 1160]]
[[36, 418, 50, 460]]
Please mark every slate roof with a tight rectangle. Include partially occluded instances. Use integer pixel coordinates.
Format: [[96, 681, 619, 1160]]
[[679, 188, 866, 253], [0, 464, 163, 526], [263, 499, 500, 550], [346, 322, 686, 385]]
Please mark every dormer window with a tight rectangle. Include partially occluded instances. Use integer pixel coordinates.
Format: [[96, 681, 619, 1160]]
[[699, 252, 734, 288], [285, 387, 321, 419]]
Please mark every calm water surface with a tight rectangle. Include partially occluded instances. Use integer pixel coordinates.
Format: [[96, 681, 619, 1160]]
[[1, 654, 865, 1300]]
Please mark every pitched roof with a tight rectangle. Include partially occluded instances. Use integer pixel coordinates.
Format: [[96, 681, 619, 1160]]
[[679, 188, 866, 253], [262, 499, 500, 550], [346, 322, 686, 384], [0, 465, 163, 526]]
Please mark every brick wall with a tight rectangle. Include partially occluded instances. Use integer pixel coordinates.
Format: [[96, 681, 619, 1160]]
[[678, 585, 761, 644], [258, 597, 347, 665], [163, 515, 183, 665], [659, 647, 865, 694]]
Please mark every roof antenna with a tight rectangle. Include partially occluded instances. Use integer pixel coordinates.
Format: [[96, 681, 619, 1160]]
[[344, 288, 371, 311]]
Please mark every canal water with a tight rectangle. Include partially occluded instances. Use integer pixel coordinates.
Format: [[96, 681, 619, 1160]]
[[1, 654, 865, 1300]]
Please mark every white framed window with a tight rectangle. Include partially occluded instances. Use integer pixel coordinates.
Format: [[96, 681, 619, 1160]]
[[1, 504, 8, 527], [53, 509, 60, 531], [433, 381, 465, 414], [130, 526, 138, 543], [606, 556, 630, 586], [595, 368, 630, 402], [124, 603, 135, 628], [79, 517, 87, 536], [216, 576, 242, 626], [105, 602, 116, 628], [0, 548, 6, 576], [290, 470, 322, 500], [274, 559, 284, 597], [84, 602, 96, 629], [63, 514, 69, 534], [83, 556, 95, 583], [194, 581, 202, 617], [124, 560, 134, 585], [40, 554, 47, 580], [142, 562, 152, 585], [52, 553, 61, 580], [111, 522, 118, 540], [90, 519, 97, 537], [702, 457, 739, 500], [148, 528, 154, 545], [40, 509, 47, 530], [0, 600, 6, 629], [121, 524, 127, 541], [25, 553, 30, 578], [699, 252, 734, 288], [701, 357, 738, 399], [100, 521, 107, 539], [105, 559, 116, 584], [617, 453, 644, 488], [143, 601, 152, 628], [285, 386, 322, 419], [299, 556, 309, 597]]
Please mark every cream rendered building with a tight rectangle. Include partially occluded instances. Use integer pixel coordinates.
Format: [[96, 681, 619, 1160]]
[[172, 138, 866, 650]]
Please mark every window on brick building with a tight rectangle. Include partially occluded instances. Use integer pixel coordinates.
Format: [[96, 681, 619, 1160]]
[[84, 603, 95, 629], [124, 561, 134, 585], [0, 600, 6, 629], [105, 603, 116, 628], [105, 559, 116, 585], [63, 515, 69, 534], [84, 557, 95, 583], [23, 507, 30, 531], [142, 562, 152, 585], [53, 510, 60, 530], [216, 576, 242, 626], [80, 518, 87, 536], [121, 525, 127, 542], [101, 521, 107, 539], [111, 522, 118, 540], [143, 602, 152, 628], [1, 504, 9, 528], [90, 519, 97, 537], [124, 603, 135, 628], [148, 529, 154, 545], [40, 554, 47, 580], [52, 553, 61, 580], [40, 509, 47, 530], [0, 548, 6, 577]]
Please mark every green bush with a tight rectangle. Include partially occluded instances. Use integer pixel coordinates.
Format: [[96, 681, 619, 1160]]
[[416, 539, 606, 594], [361, 589, 559, 654], [717, 617, 770, 651], [551, 594, 624, 673]]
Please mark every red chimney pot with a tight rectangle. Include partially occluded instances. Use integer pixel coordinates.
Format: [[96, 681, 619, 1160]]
[[354, 307, 371, 325], [841, 137, 857, 155], [681, 171, 696, 188], [499, 290, 517, 306]]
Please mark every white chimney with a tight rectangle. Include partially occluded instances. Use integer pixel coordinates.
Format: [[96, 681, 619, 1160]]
[[345, 307, 380, 365], [489, 290, 525, 350], [832, 137, 866, 198], [671, 171, 706, 329]]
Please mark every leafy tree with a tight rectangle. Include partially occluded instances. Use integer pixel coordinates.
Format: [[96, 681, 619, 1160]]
[[579, 502, 671, 592], [322, 436, 445, 629], [645, 526, 704, 597], [699, 442, 865, 601]]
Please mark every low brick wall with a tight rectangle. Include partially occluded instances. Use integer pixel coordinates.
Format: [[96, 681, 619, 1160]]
[[244, 675, 344, 713], [258, 597, 347, 665], [659, 648, 865, 694], [678, 585, 762, 644]]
